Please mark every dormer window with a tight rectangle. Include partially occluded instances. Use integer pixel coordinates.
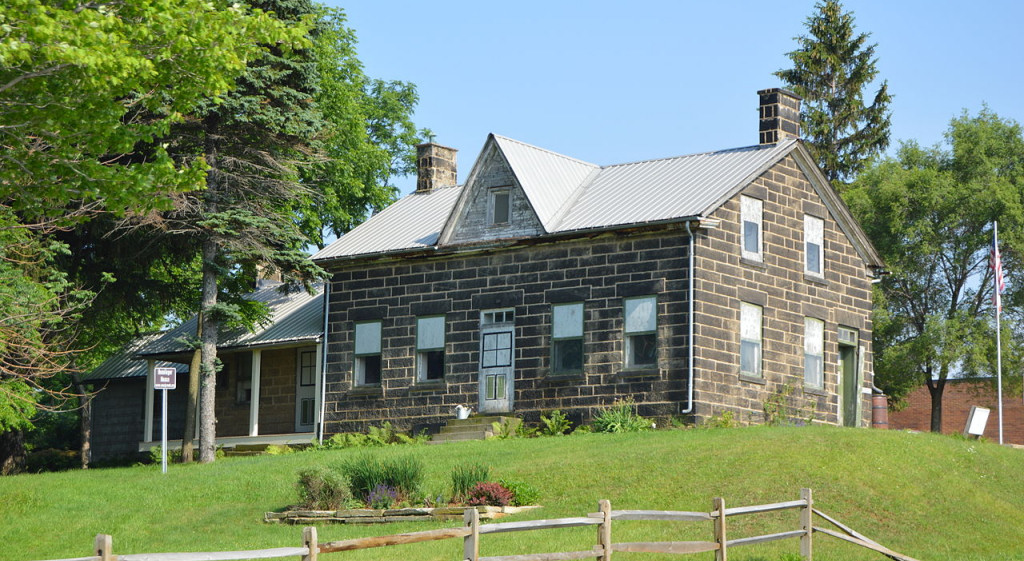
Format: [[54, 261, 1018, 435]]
[[489, 188, 510, 225]]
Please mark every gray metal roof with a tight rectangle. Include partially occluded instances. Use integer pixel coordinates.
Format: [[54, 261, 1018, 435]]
[[551, 140, 797, 233], [80, 332, 186, 382], [493, 135, 600, 231], [312, 135, 874, 267], [311, 186, 462, 260], [138, 281, 323, 359]]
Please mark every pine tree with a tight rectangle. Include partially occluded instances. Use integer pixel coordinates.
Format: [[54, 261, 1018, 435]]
[[775, 0, 892, 185]]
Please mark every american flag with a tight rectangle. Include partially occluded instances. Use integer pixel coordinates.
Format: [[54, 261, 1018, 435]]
[[991, 234, 1006, 312]]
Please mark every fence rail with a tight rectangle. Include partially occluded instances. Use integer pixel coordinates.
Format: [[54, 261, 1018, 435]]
[[41, 489, 919, 561]]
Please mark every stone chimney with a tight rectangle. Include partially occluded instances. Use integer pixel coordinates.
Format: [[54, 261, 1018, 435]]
[[416, 142, 457, 192], [758, 88, 802, 145]]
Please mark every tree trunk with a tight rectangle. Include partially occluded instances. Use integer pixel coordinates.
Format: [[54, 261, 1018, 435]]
[[0, 430, 25, 475], [198, 238, 220, 463], [180, 313, 202, 463], [926, 376, 946, 433], [76, 378, 92, 469]]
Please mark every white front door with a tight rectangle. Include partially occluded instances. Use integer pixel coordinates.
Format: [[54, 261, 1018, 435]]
[[479, 308, 515, 413], [295, 347, 317, 432]]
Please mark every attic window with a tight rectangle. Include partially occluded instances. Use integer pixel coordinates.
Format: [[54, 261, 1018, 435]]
[[489, 189, 510, 225], [741, 195, 762, 261]]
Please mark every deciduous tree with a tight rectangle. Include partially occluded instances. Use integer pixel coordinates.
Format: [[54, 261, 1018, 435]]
[[846, 108, 1024, 431]]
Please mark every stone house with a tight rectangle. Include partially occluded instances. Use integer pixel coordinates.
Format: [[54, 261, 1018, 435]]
[[82, 281, 325, 461], [311, 88, 886, 434]]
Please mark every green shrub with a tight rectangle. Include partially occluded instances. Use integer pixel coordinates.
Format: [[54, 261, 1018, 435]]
[[25, 449, 79, 473], [296, 466, 352, 510], [499, 478, 540, 506], [340, 454, 424, 505], [539, 410, 571, 436], [593, 398, 650, 433], [451, 463, 489, 502], [382, 455, 424, 498], [702, 410, 738, 429]]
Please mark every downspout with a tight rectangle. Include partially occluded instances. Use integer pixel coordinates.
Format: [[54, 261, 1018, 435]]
[[317, 281, 330, 445], [681, 221, 696, 415]]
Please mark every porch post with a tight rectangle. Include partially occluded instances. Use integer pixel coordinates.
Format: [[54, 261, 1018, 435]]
[[249, 349, 261, 437], [314, 342, 323, 441], [144, 359, 155, 442]]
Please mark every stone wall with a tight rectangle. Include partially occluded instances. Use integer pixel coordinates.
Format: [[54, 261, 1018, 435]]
[[693, 155, 875, 425], [323, 230, 692, 434], [215, 348, 301, 437], [90, 376, 189, 462]]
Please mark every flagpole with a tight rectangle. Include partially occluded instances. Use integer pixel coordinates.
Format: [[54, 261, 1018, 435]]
[[994, 221, 1004, 445]]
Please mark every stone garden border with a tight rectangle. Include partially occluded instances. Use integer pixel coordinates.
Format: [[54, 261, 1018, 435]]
[[265, 505, 540, 524]]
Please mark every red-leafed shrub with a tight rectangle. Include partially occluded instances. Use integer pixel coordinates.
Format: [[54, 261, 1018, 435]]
[[466, 481, 514, 506]]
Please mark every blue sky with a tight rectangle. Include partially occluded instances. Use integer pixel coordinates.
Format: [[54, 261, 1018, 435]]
[[324, 1, 1024, 194]]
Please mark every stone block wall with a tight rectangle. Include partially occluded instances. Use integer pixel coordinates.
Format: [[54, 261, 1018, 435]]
[[90, 376, 189, 462], [323, 230, 692, 434], [693, 155, 875, 425], [215, 348, 301, 437]]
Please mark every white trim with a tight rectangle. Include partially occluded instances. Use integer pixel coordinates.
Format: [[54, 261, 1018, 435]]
[[249, 349, 261, 437]]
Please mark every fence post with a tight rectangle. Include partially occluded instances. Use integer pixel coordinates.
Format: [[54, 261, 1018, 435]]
[[597, 499, 612, 561], [463, 507, 480, 561], [712, 497, 726, 561], [302, 526, 318, 561], [800, 488, 813, 561], [95, 534, 113, 561]]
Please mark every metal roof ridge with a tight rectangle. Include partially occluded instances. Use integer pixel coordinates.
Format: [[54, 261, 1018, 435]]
[[601, 139, 795, 169], [491, 134, 600, 169]]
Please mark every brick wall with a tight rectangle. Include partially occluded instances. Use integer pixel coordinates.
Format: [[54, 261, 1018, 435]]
[[694, 155, 875, 426], [889, 380, 1024, 444], [323, 230, 691, 434]]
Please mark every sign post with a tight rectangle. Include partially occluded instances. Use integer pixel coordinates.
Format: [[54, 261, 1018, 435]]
[[154, 367, 177, 474]]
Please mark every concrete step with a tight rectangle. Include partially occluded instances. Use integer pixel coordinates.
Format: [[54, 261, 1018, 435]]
[[429, 415, 519, 444]]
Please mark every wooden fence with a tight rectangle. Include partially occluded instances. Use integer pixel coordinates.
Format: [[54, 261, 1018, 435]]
[[42, 489, 919, 561]]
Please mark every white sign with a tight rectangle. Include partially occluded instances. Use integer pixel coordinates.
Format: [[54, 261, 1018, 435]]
[[964, 405, 990, 437], [154, 367, 177, 390]]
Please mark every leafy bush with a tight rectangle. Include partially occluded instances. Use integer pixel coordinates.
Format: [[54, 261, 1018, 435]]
[[310, 422, 429, 450], [296, 466, 352, 510], [593, 398, 650, 433], [265, 444, 294, 455], [466, 481, 514, 506], [451, 463, 490, 502], [25, 449, 78, 473], [539, 410, 571, 436], [499, 478, 540, 506]]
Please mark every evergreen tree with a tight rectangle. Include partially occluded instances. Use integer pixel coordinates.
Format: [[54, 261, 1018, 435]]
[[775, 0, 892, 186]]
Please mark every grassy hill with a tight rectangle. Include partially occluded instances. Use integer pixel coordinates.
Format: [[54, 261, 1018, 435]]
[[1, 426, 1022, 561]]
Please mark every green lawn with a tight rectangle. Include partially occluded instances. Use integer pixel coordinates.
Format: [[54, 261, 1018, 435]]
[[1, 426, 1022, 561]]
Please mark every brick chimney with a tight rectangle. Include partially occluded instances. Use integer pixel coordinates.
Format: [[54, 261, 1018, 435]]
[[416, 142, 457, 192], [758, 88, 802, 145]]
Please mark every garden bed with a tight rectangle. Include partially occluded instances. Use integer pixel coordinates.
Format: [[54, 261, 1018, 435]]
[[265, 505, 540, 524]]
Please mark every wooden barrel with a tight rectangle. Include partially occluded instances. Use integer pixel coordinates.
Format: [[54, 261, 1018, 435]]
[[871, 394, 889, 429]]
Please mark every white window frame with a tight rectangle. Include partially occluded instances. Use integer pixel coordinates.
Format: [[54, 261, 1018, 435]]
[[740, 302, 762, 379], [805, 215, 824, 276], [624, 296, 657, 369], [489, 188, 511, 225], [416, 315, 446, 382], [804, 317, 825, 389], [354, 320, 382, 386], [741, 195, 763, 261], [551, 302, 584, 374]]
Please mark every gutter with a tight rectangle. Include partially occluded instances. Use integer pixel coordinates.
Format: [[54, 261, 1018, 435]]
[[681, 219, 719, 415]]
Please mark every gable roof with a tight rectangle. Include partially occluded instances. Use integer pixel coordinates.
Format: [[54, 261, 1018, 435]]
[[312, 135, 883, 271]]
